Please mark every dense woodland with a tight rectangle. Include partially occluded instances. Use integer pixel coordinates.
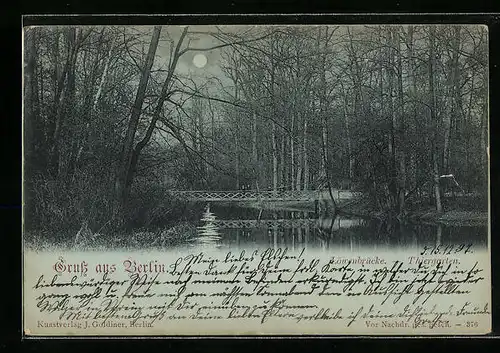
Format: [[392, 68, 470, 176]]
[[23, 25, 489, 233]]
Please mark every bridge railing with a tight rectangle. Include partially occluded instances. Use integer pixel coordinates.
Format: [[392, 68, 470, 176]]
[[208, 217, 364, 229], [167, 189, 360, 201], [167, 190, 321, 201], [210, 219, 319, 228]]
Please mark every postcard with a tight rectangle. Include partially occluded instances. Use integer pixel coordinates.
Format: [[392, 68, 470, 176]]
[[22, 23, 491, 335]]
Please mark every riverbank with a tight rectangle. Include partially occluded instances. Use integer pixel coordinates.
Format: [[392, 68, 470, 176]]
[[24, 221, 199, 251], [224, 197, 489, 227], [340, 196, 488, 226], [405, 210, 488, 226], [24, 193, 488, 251]]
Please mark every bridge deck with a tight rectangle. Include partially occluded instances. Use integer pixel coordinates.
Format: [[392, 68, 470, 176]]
[[168, 190, 359, 202]]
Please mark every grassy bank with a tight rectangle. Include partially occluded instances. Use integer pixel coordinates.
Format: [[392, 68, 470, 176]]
[[24, 180, 206, 250], [406, 209, 488, 226], [340, 194, 488, 226], [24, 220, 200, 251]]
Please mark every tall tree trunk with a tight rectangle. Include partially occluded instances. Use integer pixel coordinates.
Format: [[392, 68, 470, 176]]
[[115, 26, 161, 216], [52, 30, 60, 104], [290, 111, 295, 190], [198, 100, 204, 156], [209, 93, 215, 177], [296, 140, 303, 192], [317, 26, 337, 212], [280, 114, 286, 188], [93, 43, 113, 111], [235, 130, 240, 189], [395, 28, 407, 215], [75, 38, 113, 171], [49, 27, 79, 177], [270, 39, 278, 192], [24, 28, 39, 159], [295, 106, 303, 192], [318, 27, 328, 184], [126, 27, 188, 192], [302, 117, 309, 191], [444, 26, 461, 173], [57, 28, 79, 180], [272, 121, 278, 192], [384, 28, 397, 210], [38, 36, 46, 154], [407, 25, 418, 193], [233, 77, 241, 189], [342, 88, 354, 181], [252, 110, 260, 191], [480, 61, 488, 182], [429, 26, 443, 212]]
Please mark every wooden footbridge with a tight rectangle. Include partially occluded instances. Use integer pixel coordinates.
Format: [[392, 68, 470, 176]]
[[167, 189, 359, 202]]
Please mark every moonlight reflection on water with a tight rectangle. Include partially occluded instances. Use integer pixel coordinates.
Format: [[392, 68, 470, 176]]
[[196, 204, 223, 246], [188, 204, 488, 252]]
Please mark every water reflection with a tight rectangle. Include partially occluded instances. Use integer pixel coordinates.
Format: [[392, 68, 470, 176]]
[[193, 204, 487, 251], [195, 204, 222, 246]]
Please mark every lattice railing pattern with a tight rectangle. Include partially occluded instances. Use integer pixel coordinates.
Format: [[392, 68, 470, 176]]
[[167, 189, 357, 201], [209, 219, 319, 229]]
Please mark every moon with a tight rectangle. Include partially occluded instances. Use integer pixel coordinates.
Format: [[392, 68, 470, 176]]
[[193, 53, 208, 68]]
